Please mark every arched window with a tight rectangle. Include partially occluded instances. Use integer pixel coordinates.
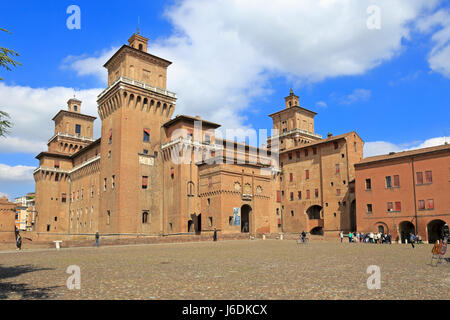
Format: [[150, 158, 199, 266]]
[[139, 44, 143, 51], [142, 211, 149, 224]]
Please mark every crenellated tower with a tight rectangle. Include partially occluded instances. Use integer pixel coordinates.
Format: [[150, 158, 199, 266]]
[[97, 33, 177, 235]]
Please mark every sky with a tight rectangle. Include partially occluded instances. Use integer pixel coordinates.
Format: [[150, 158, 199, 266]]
[[0, 0, 449, 200]]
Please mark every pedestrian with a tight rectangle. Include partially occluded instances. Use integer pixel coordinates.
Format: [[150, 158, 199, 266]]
[[387, 233, 392, 244], [340, 231, 343, 243], [442, 224, 449, 243], [409, 233, 415, 248], [213, 228, 217, 241], [16, 233, 22, 251], [301, 230, 306, 243], [369, 232, 374, 243], [95, 231, 100, 247], [348, 231, 353, 243]]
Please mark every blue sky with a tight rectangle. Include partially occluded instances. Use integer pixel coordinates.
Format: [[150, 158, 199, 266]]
[[1, 0, 450, 199]]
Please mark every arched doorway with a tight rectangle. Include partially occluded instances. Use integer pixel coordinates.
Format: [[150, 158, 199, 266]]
[[427, 219, 446, 244], [399, 221, 415, 243], [306, 205, 322, 220], [350, 200, 356, 232], [241, 205, 251, 233], [310, 227, 323, 235]]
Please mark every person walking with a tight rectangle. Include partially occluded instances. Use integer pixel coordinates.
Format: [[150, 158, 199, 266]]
[[301, 230, 306, 243], [340, 231, 343, 243], [348, 231, 353, 243], [409, 233, 415, 248], [16, 233, 22, 251], [369, 232, 374, 243], [213, 228, 217, 242], [95, 231, 100, 247]]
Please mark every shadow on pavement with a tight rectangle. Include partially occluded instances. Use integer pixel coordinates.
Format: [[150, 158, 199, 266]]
[[0, 264, 60, 299]]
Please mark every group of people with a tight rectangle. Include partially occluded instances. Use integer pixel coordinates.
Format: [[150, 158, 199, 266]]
[[340, 231, 393, 244]]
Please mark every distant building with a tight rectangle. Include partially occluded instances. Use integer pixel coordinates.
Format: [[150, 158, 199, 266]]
[[14, 193, 36, 231], [355, 144, 450, 243], [0, 196, 16, 241]]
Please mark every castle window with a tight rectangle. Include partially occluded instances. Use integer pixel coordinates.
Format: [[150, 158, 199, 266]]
[[107, 210, 111, 225], [313, 147, 317, 155], [143, 149, 148, 154], [54, 160, 60, 168], [204, 134, 211, 144], [306, 189, 310, 199], [55, 174, 59, 182], [142, 176, 148, 189], [290, 192, 294, 201], [427, 199, 434, 210], [171, 168, 175, 179], [143, 129, 150, 142], [75, 124, 81, 135], [334, 141, 339, 149], [336, 189, 341, 196], [305, 170, 309, 180], [74, 106, 78, 112], [112, 175, 115, 189], [62, 193, 66, 203], [139, 43, 143, 51], [104, 178, 107, 191], [298, 191, 301, 200], [315, 188, 319, 198], [108, 129, 112, 144], [208, 217, 213, 227], [289, 173, 293, 182], [142, 211, 149, 224]]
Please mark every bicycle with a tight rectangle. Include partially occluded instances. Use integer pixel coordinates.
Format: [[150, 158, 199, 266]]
[[296, 235, 309, 244]]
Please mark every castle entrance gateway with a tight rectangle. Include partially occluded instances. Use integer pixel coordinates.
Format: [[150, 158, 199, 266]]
[[241, 205, 251, 233], [399, 221, 415, 243], [427, 219, 446, 244]]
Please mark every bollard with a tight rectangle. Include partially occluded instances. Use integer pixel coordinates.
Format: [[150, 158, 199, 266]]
[[263, 234, 266, 240], [280, 234, 283, 240]]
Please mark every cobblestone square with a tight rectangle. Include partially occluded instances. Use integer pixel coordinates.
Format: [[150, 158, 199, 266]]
[[0, 240, 449, 300]]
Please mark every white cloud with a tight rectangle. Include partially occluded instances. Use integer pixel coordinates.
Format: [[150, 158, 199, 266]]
[[0, 164, 35, 183], [61, 0, 439, 129], [0, 83, 102, 153], [61, 47, 118, 82], [333, 89, 372, 105], [316, 101, 328, 108], [364, 136, 450, 157], [417, 9, 450, 77], [0, 192, 10, 199]]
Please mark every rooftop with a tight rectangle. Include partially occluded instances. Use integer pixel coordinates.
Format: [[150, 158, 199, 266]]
[[356, 143, 450, 166]]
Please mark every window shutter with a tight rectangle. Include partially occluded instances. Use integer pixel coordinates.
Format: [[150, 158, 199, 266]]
[[416, 172, 423, 184], [418, 200, 425, 210], [393, 175, 400, 187], [387, 202, 393, 211], [276, 191, 281, 203], [306, 189, 310, 199], [305, 170, 309, 179], [427, 199, 434, 209], [425, 171, 432, 183], [395, 201, 401, 211]]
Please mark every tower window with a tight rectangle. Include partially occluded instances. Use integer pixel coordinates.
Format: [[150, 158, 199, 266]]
[[75, 124, 81, 134], [74, 106, 78, 112], [142, 176, 148, 189], [139, 44, 143, 51], [143, 129, 150, 142], [142, 211, 149, 224]]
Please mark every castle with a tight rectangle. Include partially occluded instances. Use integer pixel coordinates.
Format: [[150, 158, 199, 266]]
[[33, 33, 363, 239]]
